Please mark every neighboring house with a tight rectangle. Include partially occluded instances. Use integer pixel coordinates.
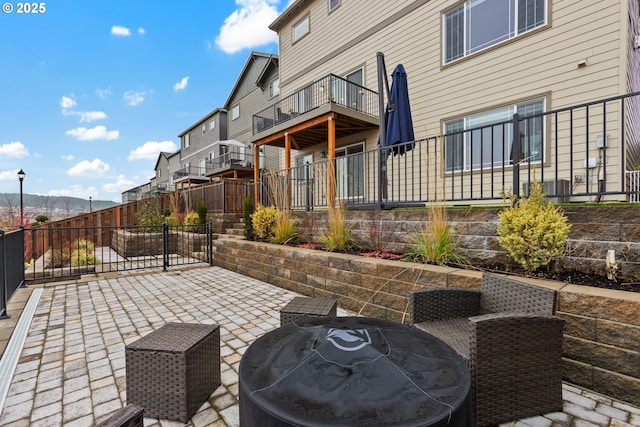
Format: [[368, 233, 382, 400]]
[[152, 152, 175, 193], [175, 108, 228, 189], [251, 0, 640, 207], [224, 52, 281, 178]]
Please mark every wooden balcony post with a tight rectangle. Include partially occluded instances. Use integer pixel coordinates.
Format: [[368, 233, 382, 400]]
[[327, 114, 336, 207], [285, 133, 291, 209], [254, 145, 260, 206]]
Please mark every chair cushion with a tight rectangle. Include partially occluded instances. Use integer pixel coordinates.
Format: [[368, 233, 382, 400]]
[[414, 318, 470, 360]]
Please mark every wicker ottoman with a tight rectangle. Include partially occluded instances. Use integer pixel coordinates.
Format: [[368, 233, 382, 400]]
[[280, 297, 337, 326], [125, 322, 220, 423]]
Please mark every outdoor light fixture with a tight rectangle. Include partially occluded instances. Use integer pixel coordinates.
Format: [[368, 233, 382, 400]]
[[17, 169, 25, 226], [89, 196, 93, 213]]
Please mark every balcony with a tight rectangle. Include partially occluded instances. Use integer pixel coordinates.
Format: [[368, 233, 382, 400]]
[[252, 74, 379, 149], [173, 165, 208, 186], [205, 148, 263, 180]]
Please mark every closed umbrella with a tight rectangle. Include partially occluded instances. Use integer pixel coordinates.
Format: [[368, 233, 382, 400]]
[[383, 64, 415, 156]]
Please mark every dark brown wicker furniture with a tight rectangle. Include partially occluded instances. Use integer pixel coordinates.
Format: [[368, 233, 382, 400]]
[[125, 322, 221, 423], [96, 404, 144, 427], [409, 273, 565, 427], [279, 297, 337, 326]]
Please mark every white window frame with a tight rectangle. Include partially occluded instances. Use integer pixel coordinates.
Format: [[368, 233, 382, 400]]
[[184, 133, 190, 148], [443, 0, 547, 65], [292, 14, 310, 43], [328, 0, 341, 13], [268, 79, 280, 98], [209, 119, 215, 130], [202, 124, 206, 136], [231, 104, 240, 121], [444, 98, 546, 172]]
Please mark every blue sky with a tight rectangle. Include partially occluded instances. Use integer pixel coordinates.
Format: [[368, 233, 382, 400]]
[[0, 0, 286, 202]]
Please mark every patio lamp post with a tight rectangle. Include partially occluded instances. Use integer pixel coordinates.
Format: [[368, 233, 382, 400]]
[[89, 196, 92, 213], [17, 169, 25, 226]]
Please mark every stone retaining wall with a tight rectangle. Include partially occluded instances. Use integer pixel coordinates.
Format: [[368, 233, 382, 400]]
[[214, 238, 640, 407], [291, 205, 640, 281]]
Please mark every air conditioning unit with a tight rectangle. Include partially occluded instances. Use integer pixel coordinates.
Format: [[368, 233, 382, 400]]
[[522, 179, 571, 203]]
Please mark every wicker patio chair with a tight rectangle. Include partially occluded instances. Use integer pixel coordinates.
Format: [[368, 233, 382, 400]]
[[409, 273, 565, 427]]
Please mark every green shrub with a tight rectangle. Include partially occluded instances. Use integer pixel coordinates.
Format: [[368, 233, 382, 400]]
[[75, 239, 94, 251], [137, 195, 163, 232], [183, 211, 201, 232], [320, 205, 357, 251], [271, 210, 298, 245], [71, 249, 98, 267], [252, 205, 277, 240], [195, 199, 208, 225], [242, 197, 255, 240], [497, 180, 571, 273]]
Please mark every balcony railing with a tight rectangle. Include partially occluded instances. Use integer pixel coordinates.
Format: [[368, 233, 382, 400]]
[[205, 149, 263, 176], [173, 165, 207, 181], [253, 74, 379, 134], [258, 91, 640, 209]]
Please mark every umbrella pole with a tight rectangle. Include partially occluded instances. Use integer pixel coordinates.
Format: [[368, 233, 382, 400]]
[[377, 52, 389, 208]]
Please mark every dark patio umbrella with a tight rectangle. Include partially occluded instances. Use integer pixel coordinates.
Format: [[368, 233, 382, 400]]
[[382, 64, 415, 156]]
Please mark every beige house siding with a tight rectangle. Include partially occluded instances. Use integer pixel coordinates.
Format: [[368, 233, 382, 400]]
[[267, 0, 635, 202]]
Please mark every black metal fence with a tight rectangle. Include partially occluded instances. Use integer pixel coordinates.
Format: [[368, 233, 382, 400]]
[[259, 91, 640, 209], [24, 223, 213, 283], [0, 228, 26, 318]]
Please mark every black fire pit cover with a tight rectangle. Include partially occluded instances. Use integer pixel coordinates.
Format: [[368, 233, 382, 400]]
[[239, 316, 471, 427]]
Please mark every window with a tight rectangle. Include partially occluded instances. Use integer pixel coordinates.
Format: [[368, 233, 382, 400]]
[[231, 104, 240, 120], [209, 119, 215, 130], [268, 79, 280, 98], [202, 124, 206, 136], [328, 0, 341, 12], [444, 98, 545, 172], [184, 133, 190, 148], [199, 159, 206, 175], [336, 143, 364, 199], [292, 15, 310, 43], [443, 0, 546, 64]]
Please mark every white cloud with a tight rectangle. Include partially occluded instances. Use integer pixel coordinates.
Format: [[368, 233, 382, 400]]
[[103, 174, 136, 193], [215, 0, 279, 54], [0, 141, 29, 158], [111, 25, 131, 36], [138, 27, 146, 35], [173, 77, 189, 92], [96, 87, 112, 100], [66, 126, 119, 141], [124, 90, 146, 106], [0, 169, 21, 180], [78, 111, 108, 122], [128, 140, 178, 161], [47, 185, 98, 199], [60, 95, 76, 109], [67, 159, 110, 176], [61, 154, 75, 161]]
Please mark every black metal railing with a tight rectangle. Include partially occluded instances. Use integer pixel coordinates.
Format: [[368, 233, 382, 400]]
[[173, 165, 207, 181], [258, 91, 640, 208], [24, 223, 213, 282], [253, 74, 379, 134], [0, 228, 26, 318], [205, 148, 262, 176]]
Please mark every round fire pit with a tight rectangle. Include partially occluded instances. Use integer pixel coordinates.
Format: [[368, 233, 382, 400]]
[[239, 316, 471, 427]]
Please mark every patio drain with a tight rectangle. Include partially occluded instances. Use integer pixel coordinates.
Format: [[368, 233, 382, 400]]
[[0, 288, 43, 414]]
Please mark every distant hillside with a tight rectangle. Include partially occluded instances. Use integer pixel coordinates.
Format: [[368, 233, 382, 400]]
[[0, 193, 119, 211]]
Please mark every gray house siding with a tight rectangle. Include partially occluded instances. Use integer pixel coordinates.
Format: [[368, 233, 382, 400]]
[[178, 109, 228, 171]]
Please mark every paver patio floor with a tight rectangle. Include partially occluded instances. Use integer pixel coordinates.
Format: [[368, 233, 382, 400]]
[[0, 266, 639, 426]]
